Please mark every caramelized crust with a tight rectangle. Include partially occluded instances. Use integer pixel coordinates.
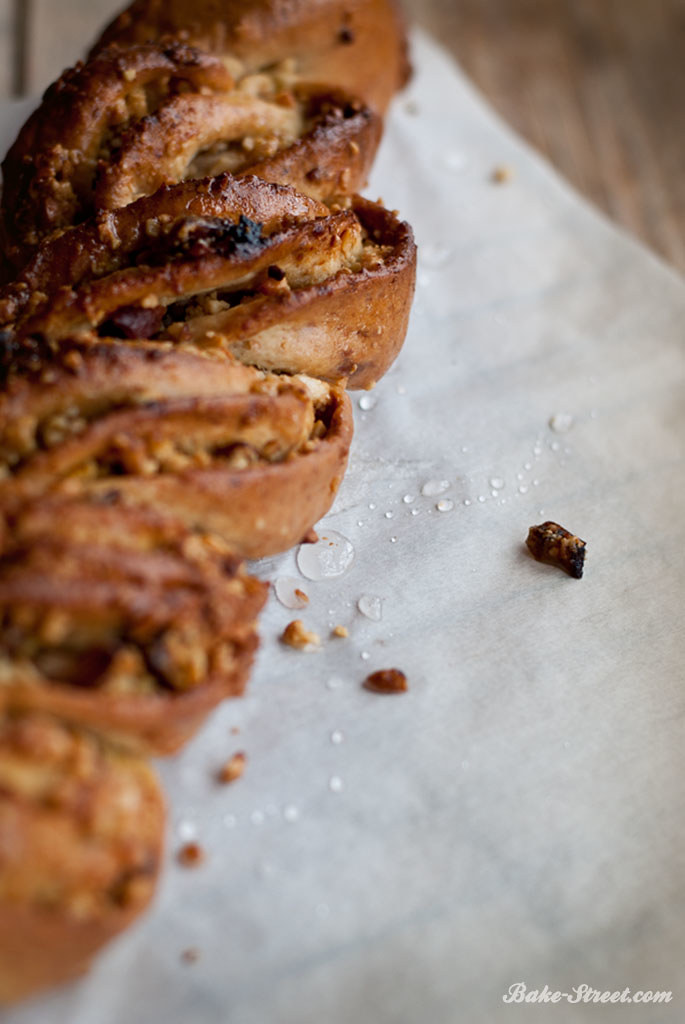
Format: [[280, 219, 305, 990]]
[[1, 42, 380, 274], [0, 500, 267, 753], [0, 707, 165, 1003], [0, 175, 416, 389], [91, 0, 411, 114]]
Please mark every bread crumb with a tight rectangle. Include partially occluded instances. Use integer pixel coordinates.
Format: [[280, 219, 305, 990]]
[[281, 620, 320, 649], [181, 948, 200, 965], [294, 588, 309, 605], [177, 842, 205, 868], [218, 752, 247, 784], [332, 625, 348, 638], [363, 669, 408, 694], [526, 521, 586, 578], [491, 164, 513, 184]]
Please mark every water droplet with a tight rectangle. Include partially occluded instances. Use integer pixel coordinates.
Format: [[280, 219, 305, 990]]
[[358, 393, 377, 412], [518, 484, 529, 494], [178, 821, 197, 841], [396, 384, 407, 395], [329, 776, 344, 793], [533, 479, 540, 486], [250, 810, 265, 826], [368, 503, 376, 510], [524, 462, 532, 471], [516, 472, 524, 481], [330, 730, 345, 745], [489, 477, 505, 490], [357, 520, 364, 527], [549, 412, 574, 433], [326, 676, 344, 690], [410, 509, 420, 516], [283, 805, 300, 823], [463, 499, 472, 507], [360, 651, 371, 661], [421, 242, 453, 269], [421, 479, 450, 497], [478, 495, 486, 503], [384, 511, 394, 519], [390, 536, 398, 543], [436, 499, 454, 512], [297, 531, 355, 581], [357, 594, 383, 621], [403, 494, 415, 504], [550, 441, 561, 452], [461, 446, 469, 454], [274, 577, 309, 610]]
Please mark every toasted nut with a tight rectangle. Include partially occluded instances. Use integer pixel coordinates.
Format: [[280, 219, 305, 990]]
[[281, 620, 320, 649], [218, 751, 247, 784], [363, 668, 408, 694], [526, 521, 586, 578]]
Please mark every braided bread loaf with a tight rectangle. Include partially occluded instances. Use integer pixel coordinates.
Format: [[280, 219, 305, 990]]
[[0, 0, 415, 1002]]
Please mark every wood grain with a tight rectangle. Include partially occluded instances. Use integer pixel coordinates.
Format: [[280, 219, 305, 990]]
[[0, 0, 15, 99], [5, 0, 685, 272]]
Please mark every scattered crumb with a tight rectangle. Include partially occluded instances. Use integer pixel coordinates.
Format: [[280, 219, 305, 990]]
[[230, 726, 241, 736], [181, 948, 200, 965], [294, 588, 309, 605], [177, 842, 206, 868], [281, 620, 320, 649], [332, 625, 348, 638], [491, 164, 513, 184], [218, 751, 247, 784], [363, 669, 408, 694], [526, 521, 586, 578]]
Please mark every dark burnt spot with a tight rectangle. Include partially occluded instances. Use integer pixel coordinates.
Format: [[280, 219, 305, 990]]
[[268, 265, 285, 281], [338, 26, 356, 44]]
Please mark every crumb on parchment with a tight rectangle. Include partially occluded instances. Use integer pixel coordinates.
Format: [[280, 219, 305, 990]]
[[526, 521, 586, 578], [281, 620, 320, 649], [363, 668, 408, 694]]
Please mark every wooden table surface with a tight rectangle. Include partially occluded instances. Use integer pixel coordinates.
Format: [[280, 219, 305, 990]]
[[0, 0, 683, 273]]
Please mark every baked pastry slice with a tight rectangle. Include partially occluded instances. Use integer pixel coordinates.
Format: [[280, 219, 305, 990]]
[[0, 498, 267, 753], [91, 0, 411, 114], [0, 706, 165, 1003], [0, 337, 352, 558], [0, 174, 416, 390], [0, 42, 381, 273]]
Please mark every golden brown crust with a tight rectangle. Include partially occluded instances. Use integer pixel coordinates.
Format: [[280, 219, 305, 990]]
[[0, 42, 381, 274], [1, 176, 416, 390], [91, 0, 411, 114], [0, 499, 267, 753], [0, 708, 165, 1003], [0, 337, 352, 561]]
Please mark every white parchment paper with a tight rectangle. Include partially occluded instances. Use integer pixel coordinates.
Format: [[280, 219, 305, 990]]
[[3, 31, 685, 1024]]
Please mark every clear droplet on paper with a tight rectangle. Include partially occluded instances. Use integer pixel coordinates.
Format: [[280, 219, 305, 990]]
[[297, 531, 355, 581], [421, 479, 450, 497], [283, 805, 300, 823], [519, 484, 529, 494], [410, 509, 419, 516], [274, 577, 309, 610], [368, 503, 376, 510], [384, 511, 394, 519], [463, 499, 472, 507], [489, 477, 505, 491], [443, 151, 467, 172], [436, 499, 454, 512], [403, 494, 416, 504], [549, 412, 574, 434], [326, 675, 344, 691], [360, 651, 371, 661], [358, 594, 383, 621], [358, 393, 377, 412], [330, 730, 345, 745], [250, 810, 265, 827], [177, 821, 197, 841], [329, 776, 344, 793]]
